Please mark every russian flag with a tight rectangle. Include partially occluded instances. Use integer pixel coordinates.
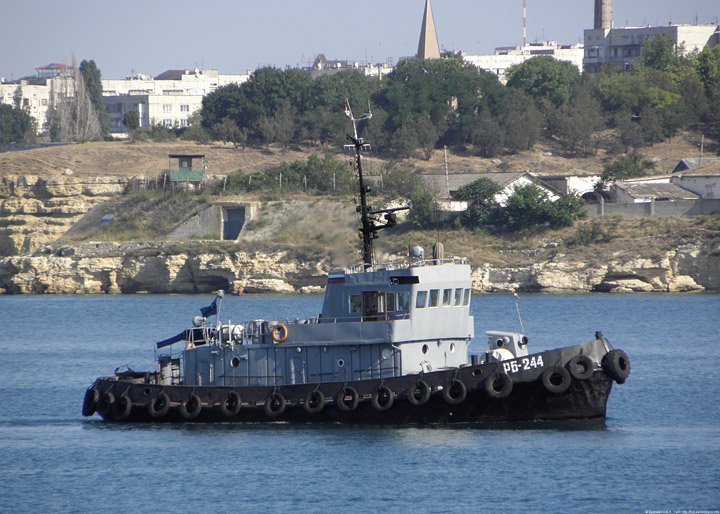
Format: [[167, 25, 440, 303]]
[[327, 274, 345, 284]]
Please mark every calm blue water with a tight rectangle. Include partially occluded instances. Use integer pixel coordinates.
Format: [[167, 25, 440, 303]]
[[1, 293, 719, 513]]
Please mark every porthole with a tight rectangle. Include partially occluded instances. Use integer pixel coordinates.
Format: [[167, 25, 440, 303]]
[[422, 344, 429, 355], [230, 357, 240, 368], [381, 348, 392, 360], [337, 359, 345, 367]]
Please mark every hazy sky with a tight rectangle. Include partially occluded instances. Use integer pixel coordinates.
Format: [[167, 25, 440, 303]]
[[2, 0, 718, 80]]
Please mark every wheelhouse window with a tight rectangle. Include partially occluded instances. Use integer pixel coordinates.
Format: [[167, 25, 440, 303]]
[[429, 289, 439, 307], [349, 294, 361, 314], [443, 289, 452, 306], [363, 291, 386, 321], [463, 288, 471, 306], [397, 292, 410, 312], [386, 292, 396, 312], [416, 291, 427, 309], [454, 288, 463, 306]]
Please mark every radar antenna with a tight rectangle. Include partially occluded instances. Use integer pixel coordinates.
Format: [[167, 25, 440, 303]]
[[344, 101, 408, 269]]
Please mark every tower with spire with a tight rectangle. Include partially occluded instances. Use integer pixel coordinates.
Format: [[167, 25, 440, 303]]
[[416, 0, 441, 59]]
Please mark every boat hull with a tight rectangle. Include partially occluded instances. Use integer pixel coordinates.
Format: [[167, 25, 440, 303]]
[[83, 339, 624, 424]]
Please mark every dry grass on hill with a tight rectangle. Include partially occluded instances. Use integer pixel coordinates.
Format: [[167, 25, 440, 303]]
[[0, 132, 707, 179]]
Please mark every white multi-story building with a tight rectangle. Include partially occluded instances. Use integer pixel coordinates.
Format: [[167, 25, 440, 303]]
[[584, 24, 719, 75], [102, 68, 251, 134], [0, 74, 76, 134], [462, 41, 584, 83]]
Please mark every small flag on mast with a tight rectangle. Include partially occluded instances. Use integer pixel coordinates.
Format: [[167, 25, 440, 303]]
[[200, 297, 218, 318]]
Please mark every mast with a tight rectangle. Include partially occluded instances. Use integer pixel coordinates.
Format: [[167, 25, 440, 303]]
[[344, 102, 408, 269]]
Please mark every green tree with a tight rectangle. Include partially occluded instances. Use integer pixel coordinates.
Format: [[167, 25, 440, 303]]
[[453, 177, 501, 228], [506, 56, 581, 107], [80, 60, 110, 136], [500, 184, 554, 230], [408, 186, 437, 229], [212, 116, 241, 145], [122, 110, 139, 131], [600, 153, 655, 183], [0, 103, 37, 144], [546, 194, 584, 228], [551, 83, 604, 155]]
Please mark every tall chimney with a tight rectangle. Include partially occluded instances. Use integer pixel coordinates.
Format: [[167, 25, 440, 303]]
[[594, 0, 613, 29]]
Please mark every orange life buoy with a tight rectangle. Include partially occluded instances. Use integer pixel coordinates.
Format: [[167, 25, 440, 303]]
[[272, 323, 288, 343], [185, 341, 195, 351]]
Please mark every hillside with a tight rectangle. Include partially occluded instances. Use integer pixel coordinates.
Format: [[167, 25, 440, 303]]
[[0, 132, 707, 179]]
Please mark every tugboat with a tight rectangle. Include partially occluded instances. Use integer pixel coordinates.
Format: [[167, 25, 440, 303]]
[[82, 105, 630, 424]]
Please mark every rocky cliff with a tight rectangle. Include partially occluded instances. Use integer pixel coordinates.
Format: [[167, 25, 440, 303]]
[[0, 175, 126, 256], [0, 240, 717, 295]]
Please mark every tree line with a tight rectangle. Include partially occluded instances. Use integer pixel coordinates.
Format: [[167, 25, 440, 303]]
[[195, 38, 720, 160]]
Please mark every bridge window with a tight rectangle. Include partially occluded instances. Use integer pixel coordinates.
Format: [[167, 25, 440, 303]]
[[363, 292, 386, 321], [463, 289, 471, 306], [349, 294, 361, 314], [386, 293, 396, 312], [429, 289, 439, 307], [397, 292, 410, 312], [443, 289, 452, 306], [416, 291, 427, 309], [454, 288, 463, 306]]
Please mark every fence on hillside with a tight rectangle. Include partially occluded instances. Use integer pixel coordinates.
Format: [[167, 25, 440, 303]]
[[581, 198, 720, 218]]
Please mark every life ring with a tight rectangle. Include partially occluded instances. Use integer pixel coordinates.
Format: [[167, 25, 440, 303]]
[[442, 379, 467, 405], [407, 380, 431, 406], [336, 386, 360, 412], [303, 389, 326, 414], [82, 387, 100, 416], [272, 323, 289, 343], [371, 384, 394, 411], [148, 392, 170, 418], [220, 391, 242, 416], [264, 391, 286, 417], [179, 393, 202, 420], [111, 395, 132, 421], [185, 341, 195, 351], [485, 370, 513, 399], [602, 349, 631, 384], [567, 355, 595, 380], [542, 365, 571, 394], [98, 392, 115, 418]]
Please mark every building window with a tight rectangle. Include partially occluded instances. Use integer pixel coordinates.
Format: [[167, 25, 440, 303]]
[[163, 119, 172, 127], [180, 104, 189, 112], [162, 104, 172, 113], [180, 119, 189, 127]]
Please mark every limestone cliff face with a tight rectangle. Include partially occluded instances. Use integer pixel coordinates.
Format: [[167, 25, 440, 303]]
[[1, 241, 717, 295], [471, 242, 719, 293], [0, 175, 126, 256], [0, 243, 330, 295]]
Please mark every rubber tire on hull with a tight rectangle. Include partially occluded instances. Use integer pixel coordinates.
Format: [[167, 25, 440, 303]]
[[485, 371, 513, 399], [179, 393, 202, 420], [336, 386, 360, 412], [111, 395, 132, 420], [264, 391, 286, 417], [303, 390, 325, 414], [148, 392, 170, 418], [407, 380, 431, 406], [442, 379, 467, 405], [220, 391, 242, 417], [602, 349, 631, 384], [542, 365, 572, 394], [567, 355, 595, 380], [82, 388, 100, 416], [98, 392, 115, 418], [371, 385, 394, 411]]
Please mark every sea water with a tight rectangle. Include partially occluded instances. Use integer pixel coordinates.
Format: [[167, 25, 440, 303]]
[[0, 293, 718, 513]]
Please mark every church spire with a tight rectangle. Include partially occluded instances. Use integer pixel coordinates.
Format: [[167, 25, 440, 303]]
[[416, 0, 441, 59]]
